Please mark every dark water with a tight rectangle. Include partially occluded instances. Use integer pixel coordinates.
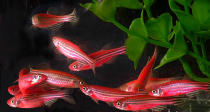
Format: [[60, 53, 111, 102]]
[[0, 0, 209, 112]]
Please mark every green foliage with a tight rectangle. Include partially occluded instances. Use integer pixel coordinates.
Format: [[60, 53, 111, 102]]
[[146, 13, 172, 42], [126, 17, 147, 69], [82, 0, 210, 82]]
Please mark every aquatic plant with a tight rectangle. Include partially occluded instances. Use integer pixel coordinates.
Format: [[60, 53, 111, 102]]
[[80, 0, 210, 82]]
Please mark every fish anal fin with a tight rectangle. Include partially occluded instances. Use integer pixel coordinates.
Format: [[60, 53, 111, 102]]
[[186, 90, 201, 98], [151, 105, 166, 112], [91, 98, 99, 104], [48, 23, 64, 36], [45, 98, 58, 108], [62, 96, 76, 104], [69, 9, 78, 24]]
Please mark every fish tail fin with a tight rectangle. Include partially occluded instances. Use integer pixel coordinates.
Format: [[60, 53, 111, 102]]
[[91, 63, 96, 75], [69, 9, 79, 24], [62, 89, 76, 104]]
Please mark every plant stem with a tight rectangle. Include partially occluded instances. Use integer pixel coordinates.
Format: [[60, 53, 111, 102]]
[[111, 20, 172, 48], [200, 39, 207, 59], [179, 58, 210, 82], [145, 8, 152, 18], [184, 0, 190, 14]]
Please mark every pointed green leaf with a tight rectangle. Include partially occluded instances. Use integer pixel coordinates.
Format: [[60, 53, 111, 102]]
[[192, 0, 210, 30], [143, 0, 155, 8], [156, 23, 187, 69], [195, 30, 210, 39], [146, 13, 172, 42], [126, 37, 147, 69], [80, 0, 116, 22], [126, 17, 148, 69], [115, 0, 143, 9], [197, 61, 210, 78]]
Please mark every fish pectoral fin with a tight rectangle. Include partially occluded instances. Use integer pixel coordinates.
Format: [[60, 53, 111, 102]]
[[105, 102, 113, 106], [45, 98, 58, 107]]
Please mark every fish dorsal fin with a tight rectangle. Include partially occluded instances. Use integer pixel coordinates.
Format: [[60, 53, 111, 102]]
[[29, 63, 51, 71], [48, 23, 64, 36], [19, 68, 29, 78], [47, 7, 61, 15]]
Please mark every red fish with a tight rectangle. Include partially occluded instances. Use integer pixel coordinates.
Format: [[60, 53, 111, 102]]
[[113, 95, 177, 111], [148, 80, 209, 97], [8, 85, 20, 95], [80, 84, 147, 103], [69, 46, 126, 71], [7, 90, 75, 108], [118, 48, 157, 93], [52, 36, 96, 74], [18, 74, 49, 94], [32, 9, 78, 28], [30, 69, 86, 88]]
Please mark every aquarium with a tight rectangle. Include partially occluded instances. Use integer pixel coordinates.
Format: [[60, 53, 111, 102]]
[[1, 0, 210, 112]]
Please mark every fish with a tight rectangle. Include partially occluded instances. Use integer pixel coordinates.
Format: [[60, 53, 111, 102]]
[[148, 80, 209, 97], [69, 46, 126, 71], [8, 85, 20, 95], [29, 69, 86, 88], [52, 36, 96, 74], [32, 9, 78, 29], [7, 90, 75, 108], [118, 48, 157, 93], [18, 73, 50, 94], [80, 84, 147, 103], [113, 95, 179, 111]]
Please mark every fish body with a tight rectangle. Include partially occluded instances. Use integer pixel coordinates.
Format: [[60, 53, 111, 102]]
[[80, 84, 147, 103], [7, 90, 68, 108], [118, 48, 157, 93], [30, 69, 86, 88], [52, 36, 96, 73], [113, 95, 176, 111], [32, 9, 78, 28], [69, 46, 126, 71], [148, 80, 209, 97]]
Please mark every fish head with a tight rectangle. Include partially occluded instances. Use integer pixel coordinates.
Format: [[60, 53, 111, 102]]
[[19, 74, 47, 87], [52, 36, 62, 47], [69, 61, 87, 71], [113, 100, 127, 110], [31, 14, 39, 27], [149, 88, 163, 97], [8, 85, 20, 95], [7, 97, 20, 108], [80, 84, 92, 96]]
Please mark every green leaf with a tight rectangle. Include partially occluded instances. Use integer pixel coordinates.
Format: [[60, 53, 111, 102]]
[[80, 0, 116, 22], [156, 22, 187, 69], [115, 0, 143, 9], [126, 17, 148, 69], [175, 0, 192, 6], [146, 13, 172, 42], [143, 0, 155, 8], [192, 0, 210, 30], [197, 61, 210, 78], [126, 37, 147, 69], [169, 0, 200, 33]]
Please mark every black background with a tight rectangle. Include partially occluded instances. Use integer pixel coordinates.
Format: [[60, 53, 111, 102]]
[[0, 0, 196, 112]]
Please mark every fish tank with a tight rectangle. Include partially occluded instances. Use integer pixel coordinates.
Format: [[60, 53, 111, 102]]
[[1, 0, 210, 112]]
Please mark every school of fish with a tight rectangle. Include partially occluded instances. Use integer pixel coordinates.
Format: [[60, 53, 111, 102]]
[[7, 8, 210, 111]]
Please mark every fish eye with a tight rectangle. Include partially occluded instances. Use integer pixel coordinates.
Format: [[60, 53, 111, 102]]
[[11, 100, 14, 104], [83, 87, 86, 91], [80, 81, 84, 85], [152, 90, 157, 94], [73, 65, 77, 69], [116, 102, 121, 106], [12, 88, 15, 91]]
